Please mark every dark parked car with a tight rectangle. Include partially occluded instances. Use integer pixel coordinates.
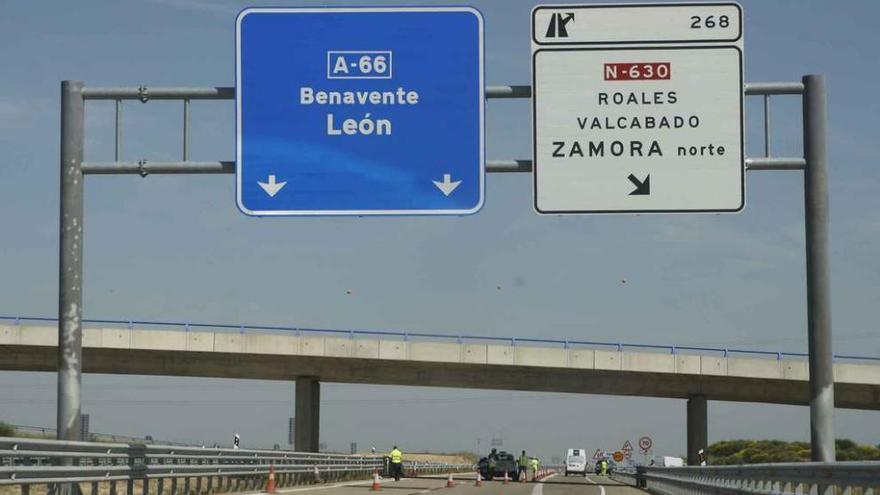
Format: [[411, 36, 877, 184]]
[[479, 452, 518, 481]]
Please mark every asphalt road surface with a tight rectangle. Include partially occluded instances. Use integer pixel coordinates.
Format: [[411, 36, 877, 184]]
[[266, 472, 642, 495]]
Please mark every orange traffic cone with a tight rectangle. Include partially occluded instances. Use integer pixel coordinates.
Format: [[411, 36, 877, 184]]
[[266, 464, 277, 494], [474, 471, 483, 487], [371, 470, 381, 491], [503, 471, 509, 485], [446, 473, 455, 488]]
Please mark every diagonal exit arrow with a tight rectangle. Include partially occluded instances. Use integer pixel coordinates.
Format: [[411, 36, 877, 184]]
[[627, 174, 650, 196]]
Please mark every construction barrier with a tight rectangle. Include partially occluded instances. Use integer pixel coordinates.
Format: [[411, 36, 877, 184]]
[[534, 468, 556, 481]]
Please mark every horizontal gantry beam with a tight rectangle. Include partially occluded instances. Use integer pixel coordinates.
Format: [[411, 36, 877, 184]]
[[80, 157, 804, 176], [80, 82, 804, 101]]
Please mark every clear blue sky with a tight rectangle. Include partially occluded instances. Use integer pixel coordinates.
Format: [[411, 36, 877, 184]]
[[0, 0, 878, 458]]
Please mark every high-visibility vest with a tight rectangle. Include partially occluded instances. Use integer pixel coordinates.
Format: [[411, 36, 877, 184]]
[[390, 449, 403, 463], [530, 459, 538, 470], [518, 455, 529, 467]]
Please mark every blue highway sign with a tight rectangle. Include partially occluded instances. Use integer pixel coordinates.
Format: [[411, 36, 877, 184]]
[[235, 7, 485, 216]]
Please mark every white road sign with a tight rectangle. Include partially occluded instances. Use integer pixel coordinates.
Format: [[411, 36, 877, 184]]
[[533, 4, 742, 45], [531, 2, 744, 214]]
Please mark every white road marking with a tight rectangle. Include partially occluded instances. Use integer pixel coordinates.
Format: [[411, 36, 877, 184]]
[[271, 472, 475, 494], [585, 475, 605, 495], [531, 474, 557, 495], [531, 480, 544, 495], [272, 479, 374, 493]]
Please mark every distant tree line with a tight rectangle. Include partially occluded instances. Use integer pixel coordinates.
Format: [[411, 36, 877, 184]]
[[708, 439, 880, 464]]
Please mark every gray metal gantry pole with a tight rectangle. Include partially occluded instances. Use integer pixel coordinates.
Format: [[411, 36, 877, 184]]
[[802, 74, 835, 462], [58, 80, 85, 443]]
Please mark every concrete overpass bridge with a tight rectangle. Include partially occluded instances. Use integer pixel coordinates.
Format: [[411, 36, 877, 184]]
[[1, 316, 879, 464]]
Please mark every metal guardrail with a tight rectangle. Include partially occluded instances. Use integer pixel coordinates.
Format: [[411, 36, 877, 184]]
[[612, 463, 880, 495], [0, 437, 470, 495], [2, 315, 879, 364], [9, 425, 203, 448]]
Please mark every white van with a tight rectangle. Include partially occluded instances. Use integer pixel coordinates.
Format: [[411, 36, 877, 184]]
[[651, 456, 684, 467], [564, 448, 587, 476]]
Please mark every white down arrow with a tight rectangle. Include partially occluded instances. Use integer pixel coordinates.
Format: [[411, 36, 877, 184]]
[[257, 175, 287, 197], [432, 174, 461, 196]]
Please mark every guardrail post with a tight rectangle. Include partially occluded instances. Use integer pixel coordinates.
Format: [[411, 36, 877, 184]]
[[803, 74, 835, 463]]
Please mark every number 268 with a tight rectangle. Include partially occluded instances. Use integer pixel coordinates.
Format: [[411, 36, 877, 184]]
[[690, 15, 730, 29]]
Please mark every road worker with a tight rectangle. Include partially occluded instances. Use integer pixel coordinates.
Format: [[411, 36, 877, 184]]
[[487, 448, 498, 479], [517, 451, 529, 480], [599, 458, 608, 476], [529, 457, 539, 481], [389, 445, 403, 481]]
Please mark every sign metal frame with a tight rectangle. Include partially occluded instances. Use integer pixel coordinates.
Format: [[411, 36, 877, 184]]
[[56, 78, 832, 463]]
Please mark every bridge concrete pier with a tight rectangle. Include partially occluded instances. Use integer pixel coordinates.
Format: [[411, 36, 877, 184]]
[[295, 377, 320, 452], [687, 394, 708, 466]]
